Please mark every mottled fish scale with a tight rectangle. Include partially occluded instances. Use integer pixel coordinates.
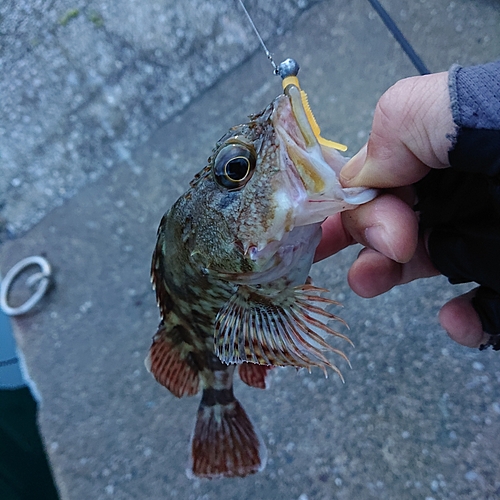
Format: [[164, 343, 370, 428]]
[[146, 82, 376, 478]]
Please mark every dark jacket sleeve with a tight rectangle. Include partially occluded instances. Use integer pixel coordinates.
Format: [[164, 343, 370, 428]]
[[415, 60, 500, 343]]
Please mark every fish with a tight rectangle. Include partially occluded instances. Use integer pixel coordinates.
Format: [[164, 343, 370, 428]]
[[145, 76, 377, 479]]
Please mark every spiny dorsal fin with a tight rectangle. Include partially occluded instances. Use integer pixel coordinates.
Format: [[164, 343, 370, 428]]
[[151, 231, 173, 317]]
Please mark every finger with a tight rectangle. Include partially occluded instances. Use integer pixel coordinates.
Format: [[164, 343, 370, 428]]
[[348, 240, 439, 298], [341, 143, 431, 189], [438, 289, 490, 348], [314, 213, 354, 262], [341, 72, 454, 189], [347, 249, 401, 298], [341, 193, 418, 263]]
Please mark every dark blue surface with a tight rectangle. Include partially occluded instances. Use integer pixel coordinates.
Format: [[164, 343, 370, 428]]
[[0, 309, 25, 390]]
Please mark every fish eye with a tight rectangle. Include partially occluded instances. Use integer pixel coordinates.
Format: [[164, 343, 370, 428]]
[[213, 144, 256, 190]]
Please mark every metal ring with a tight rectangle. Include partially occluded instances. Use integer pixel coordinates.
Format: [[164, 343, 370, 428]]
[[0, 256, 52, 316]]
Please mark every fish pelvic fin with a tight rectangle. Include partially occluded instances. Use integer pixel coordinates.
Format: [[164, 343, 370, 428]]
[[145, 321, 200, 398], [188, 389, 267, 479], [214, 283, 351, 380], [238, 363, 273, 390]]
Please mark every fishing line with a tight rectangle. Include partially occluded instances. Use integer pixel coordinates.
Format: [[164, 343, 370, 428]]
[[237, 0, 278, 73], [237, 0, 430, 77], [367, 0, 430, 75]]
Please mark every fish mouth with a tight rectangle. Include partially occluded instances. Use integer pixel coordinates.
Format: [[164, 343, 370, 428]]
[[273, 85, 343, 197], [272, 86, 377, 226]]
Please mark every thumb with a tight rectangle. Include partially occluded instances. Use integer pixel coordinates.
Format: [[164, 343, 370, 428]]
[[341, 72, 455, 189]]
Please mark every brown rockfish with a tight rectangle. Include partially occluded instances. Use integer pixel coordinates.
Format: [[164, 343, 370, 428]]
[[146, 69, 376, 479]]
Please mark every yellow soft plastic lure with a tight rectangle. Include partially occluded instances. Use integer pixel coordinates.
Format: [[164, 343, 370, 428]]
[[278, 59, 348, 152], [236, 0, 347, 152]]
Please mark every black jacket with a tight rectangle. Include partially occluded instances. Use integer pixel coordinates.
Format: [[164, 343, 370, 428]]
[[416, 60, 500, 345]]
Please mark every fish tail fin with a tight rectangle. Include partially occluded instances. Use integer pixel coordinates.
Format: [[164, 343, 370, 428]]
[[188, 390, 267, 479]]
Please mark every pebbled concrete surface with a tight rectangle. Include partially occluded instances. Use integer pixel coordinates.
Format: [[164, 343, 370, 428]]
[[1, 0, 500, 499]]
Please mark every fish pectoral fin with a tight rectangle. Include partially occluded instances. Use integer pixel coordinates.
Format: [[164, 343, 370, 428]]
[[214, 284, 352, 379], [188, 393, 266, 479], [238, 364, 273, 390], [145, 321, 200, 398]]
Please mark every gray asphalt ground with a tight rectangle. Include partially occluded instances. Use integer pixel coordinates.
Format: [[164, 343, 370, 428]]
[[1, 0, 500, 499]]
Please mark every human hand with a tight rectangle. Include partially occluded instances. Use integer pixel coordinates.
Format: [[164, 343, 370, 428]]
[[316, 71, 490, 348]]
